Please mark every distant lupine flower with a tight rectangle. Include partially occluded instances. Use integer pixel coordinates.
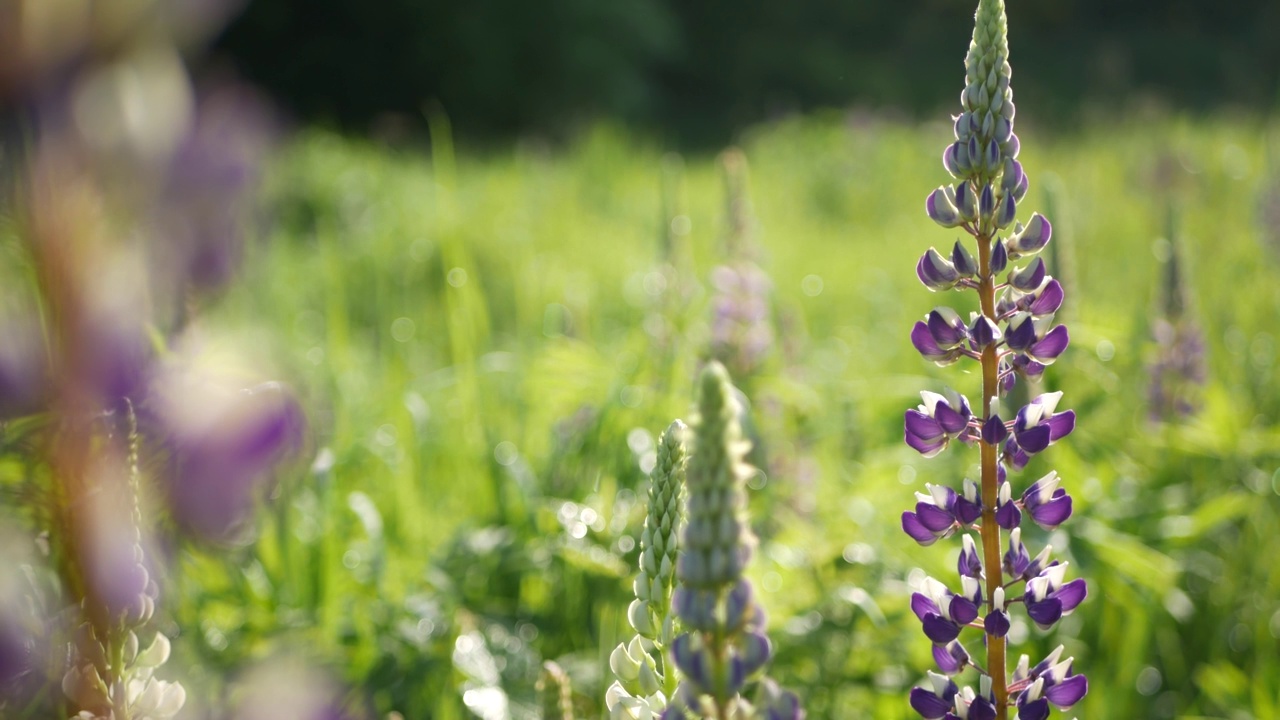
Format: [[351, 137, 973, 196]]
[[709, 263, 774, 380], [709, 150, 774, 381], [1147, 226, 1205, 421], [608, 421, 688, 718], [152, 84, 274, 308], [662, 363, 801, 720], [902, 1, 1087, 718]]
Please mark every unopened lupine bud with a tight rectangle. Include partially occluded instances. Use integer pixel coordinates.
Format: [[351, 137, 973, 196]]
[[917, 248, 962, 291], [928, 307, 969, 349], [1009, 258, 1046, 292], [995, 193, 1016, 229], [989, 239, 1008, 274], [968, 315, 1000, 351], [1001, 159, 1028, 203], [979, 184, 995, 220], [1008, 213, 1052, 258], [956, 182, 978, 222], [951, 240, 978, 277], [927, 187, 964, 228]]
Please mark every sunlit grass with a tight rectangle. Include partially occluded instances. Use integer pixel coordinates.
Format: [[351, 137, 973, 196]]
[[190, 113, 1280, 718]]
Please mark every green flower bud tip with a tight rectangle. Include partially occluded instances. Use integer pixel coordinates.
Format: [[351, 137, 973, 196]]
[[679, 362, 757, 591], [630, 419, 688, 640]]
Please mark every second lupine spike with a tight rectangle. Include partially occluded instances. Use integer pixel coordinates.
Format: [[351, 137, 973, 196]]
[[663, 362, 802, 720], [903, 1, 1088, 718]]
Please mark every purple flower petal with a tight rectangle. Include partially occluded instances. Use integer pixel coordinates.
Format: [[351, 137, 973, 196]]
[[933, 402, 969, 436], [1028, 325, 1070, 363], [911, 592, 942, 622], [979, 184, 995, 217], [922, 614, 962, 644], [1025, 598, 1063, 629], [932, 642, 968, 675], [912, 321, 949, 361], [1046, 410, 1076, 442], [1015, 424, 1052, 455], [955, 496, 982, 525], [1055, 578, 1088, 614], [1028, 279, 1064, 316], [907, 432, 948, 457], [909, 687, 954, 720], [968, 696, 997, 720], [1010, 258, 1046, 292], [1016, 697, 1049, 720], [1030, 492, 1073, 530], [984, 610, 1010, 637], [1045, 674, 1088, 708], [948, 595, 979, 625], [928, 310, 968, 348], [917, 248, 961, 291], [1013, 212, 1051, 255], [995, 501, 1022, 530], [1004, 315, 1036, 351], [915, 502, 957, 533], [903, 512, 942, 546], [981, 414, 1008, 445]]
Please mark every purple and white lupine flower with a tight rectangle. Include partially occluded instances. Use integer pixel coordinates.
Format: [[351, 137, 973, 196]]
[[905, 390, 974, 457], [900, 1, 1088, 717]]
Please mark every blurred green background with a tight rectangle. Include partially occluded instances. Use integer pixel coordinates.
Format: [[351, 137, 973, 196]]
[[91, 1, 1280, 718], [174, 112, 1280, 718]]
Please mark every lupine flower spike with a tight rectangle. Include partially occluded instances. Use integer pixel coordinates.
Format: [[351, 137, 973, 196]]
[[905, 1, 1088, 718], [608, 421, 689, 718], [662, 363, 802, 720]]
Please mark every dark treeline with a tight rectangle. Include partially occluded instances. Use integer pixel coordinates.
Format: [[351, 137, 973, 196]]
[[215, 0, 1280, 146]]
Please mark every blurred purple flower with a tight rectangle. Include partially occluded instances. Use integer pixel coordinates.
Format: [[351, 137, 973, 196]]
[[149, 366, 305, 543]]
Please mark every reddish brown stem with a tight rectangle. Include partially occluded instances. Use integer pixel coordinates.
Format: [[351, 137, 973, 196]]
[[976, 229, 1008, 718]]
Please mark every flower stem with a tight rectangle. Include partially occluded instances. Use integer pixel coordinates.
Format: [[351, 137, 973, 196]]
[[976, 230, 1009, 719]]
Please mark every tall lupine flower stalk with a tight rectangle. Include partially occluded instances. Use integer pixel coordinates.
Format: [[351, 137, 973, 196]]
[[608, 421, 688, 718], [907, 2, 1088, 718], [662, 363, 801, 720]]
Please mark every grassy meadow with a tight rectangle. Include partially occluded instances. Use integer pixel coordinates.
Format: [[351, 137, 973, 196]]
[[178, 113, 1280, 719]]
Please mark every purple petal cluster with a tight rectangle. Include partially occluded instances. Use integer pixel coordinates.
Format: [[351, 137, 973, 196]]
[[902, 1, 1088, 716]]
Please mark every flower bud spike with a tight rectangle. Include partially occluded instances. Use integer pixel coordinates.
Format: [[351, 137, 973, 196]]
[[908, 1, 1087, 716]]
